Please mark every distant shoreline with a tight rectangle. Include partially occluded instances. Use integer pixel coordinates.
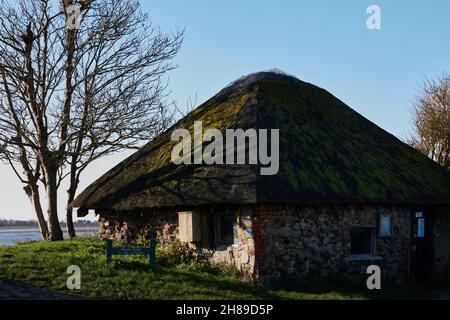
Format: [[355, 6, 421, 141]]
[[0, 219, 98, 229], [0, 227, 99, 246], [0, 226, 98, 230], [0, 226, 38, 229]]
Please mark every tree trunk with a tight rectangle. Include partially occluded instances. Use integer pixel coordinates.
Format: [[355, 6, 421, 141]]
[[45, 166, 63, 241], [24, 184, 49, 240], [66, 156, 80, 239], [66, 191, 76, 239]]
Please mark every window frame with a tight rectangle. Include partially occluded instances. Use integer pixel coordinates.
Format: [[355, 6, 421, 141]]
[[378, 213, 392, 238], [214, 212, 237, 247], [350, 225, 376, 257]]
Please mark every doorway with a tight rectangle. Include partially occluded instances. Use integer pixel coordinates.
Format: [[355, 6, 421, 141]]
[[410, 211, 432, 283]]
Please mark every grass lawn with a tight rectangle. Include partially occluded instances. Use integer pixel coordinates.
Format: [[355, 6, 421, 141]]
[[0, 238, 434, 300]]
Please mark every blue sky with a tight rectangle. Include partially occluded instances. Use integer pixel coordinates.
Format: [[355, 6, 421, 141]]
[[1, 0, 449, 220], [146, 0, 449, 139]]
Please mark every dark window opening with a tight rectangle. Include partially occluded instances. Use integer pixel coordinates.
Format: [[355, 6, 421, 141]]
[[214, 213, 236, 246], [351, 226, 375, 255]]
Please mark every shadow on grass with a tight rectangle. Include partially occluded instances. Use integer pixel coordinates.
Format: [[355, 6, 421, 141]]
[[267, 279, 436, 300], [2, 240, 441, 300], [106, 258, 273, 299], [103, 258, 438, 300]]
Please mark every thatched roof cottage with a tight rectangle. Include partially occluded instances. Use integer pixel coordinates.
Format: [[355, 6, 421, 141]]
[[72, 71, 450, 287]]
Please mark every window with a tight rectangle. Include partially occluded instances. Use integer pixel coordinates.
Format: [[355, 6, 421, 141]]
[[351, 226, 375, 255], [378, 213, 392, 237], [215, 213, 237, 246]]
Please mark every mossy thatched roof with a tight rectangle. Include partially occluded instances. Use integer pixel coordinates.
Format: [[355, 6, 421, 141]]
[[72, 71, 450, 211]]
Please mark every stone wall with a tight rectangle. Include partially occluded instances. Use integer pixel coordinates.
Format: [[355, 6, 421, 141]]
[[98, 209, 178, 245], [97, 204, 450, 287], [98, 207, 257, 278], [201, 210, 256, 279], [433, 208, 450, 284], [253, 204, 412, 287]]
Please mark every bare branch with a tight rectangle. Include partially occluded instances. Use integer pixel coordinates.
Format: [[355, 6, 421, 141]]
[[409, 73, 450, 170]]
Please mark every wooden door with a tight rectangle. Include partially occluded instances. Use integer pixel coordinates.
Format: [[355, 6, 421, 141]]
[[410, 211, 432, 283]]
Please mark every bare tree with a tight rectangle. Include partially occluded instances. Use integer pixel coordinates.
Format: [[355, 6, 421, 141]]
[[0, 0, 182, 240], [410, 73, 450, 170]]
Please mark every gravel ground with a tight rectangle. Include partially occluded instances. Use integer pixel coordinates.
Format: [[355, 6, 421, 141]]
[[0, 277, 84, 300]]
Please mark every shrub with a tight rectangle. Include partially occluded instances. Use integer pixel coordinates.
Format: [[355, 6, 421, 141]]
[[158, 239, 198, 266]]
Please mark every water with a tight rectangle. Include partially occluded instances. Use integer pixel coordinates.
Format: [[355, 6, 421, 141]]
[[0, 227, 98, 246]]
